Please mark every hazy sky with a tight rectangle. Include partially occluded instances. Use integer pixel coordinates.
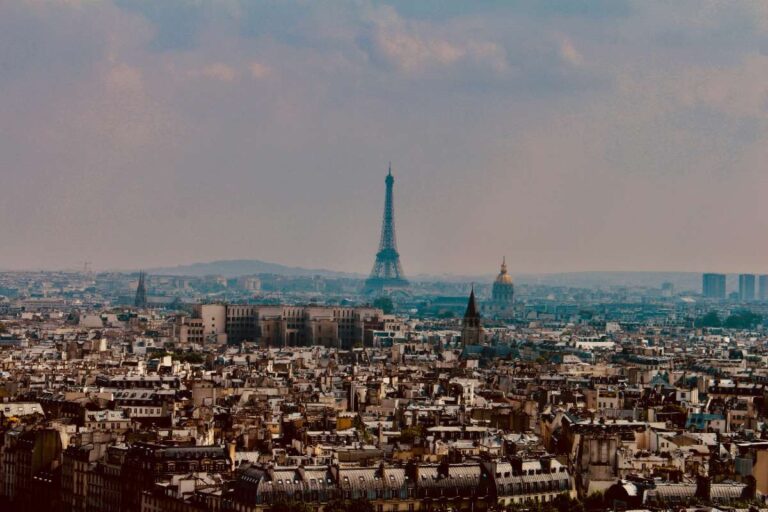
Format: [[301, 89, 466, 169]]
[[2, 0, 768, 275]]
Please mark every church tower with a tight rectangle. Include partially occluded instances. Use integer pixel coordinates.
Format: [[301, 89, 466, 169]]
[[461, 286, 482, 346], [134, 271, 147, 308]]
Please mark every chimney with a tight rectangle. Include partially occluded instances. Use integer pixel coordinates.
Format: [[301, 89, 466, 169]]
[[742, 475, 757, 501], [227, 441, 236, 471], [695, 474, 711, 501], [405, 460, 418, 483], [510, 456, 523, 476], [438, 458, 451, 479]]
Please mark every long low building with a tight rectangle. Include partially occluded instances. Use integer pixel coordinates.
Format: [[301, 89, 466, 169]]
[[181, 304, 391, 348], [231, 457, 575, 511]]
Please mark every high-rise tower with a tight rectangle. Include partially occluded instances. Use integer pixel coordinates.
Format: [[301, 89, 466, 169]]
[[739, 274, 756, 301], [702, 273, 726, 299], [365, 164, 408, 292], [760, 275, 768, 301], [134, 271, 147, 308]]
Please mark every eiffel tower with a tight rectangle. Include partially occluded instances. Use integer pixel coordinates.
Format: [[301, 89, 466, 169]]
[[365, 164, 408, 293]]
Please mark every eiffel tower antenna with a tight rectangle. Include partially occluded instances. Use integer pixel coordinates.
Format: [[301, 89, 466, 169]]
[[365, 163, 408, 293]]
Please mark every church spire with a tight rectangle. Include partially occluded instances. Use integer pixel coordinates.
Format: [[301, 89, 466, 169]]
[[134, 271, 147, 308], [464, 284, 478, 320], [462, 284, 482, 346]]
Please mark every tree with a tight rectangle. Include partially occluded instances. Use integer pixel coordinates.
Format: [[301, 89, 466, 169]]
[[352, 415, 373, 443], [399, 425, 424, 444], [348, 498, 375, 512], [583, 492, 605, 511], [270, 501, 314, 512], [724, 309, 762, 329], [323, 501, 347, 512], [373, 297, 394, 314], [0, 322, 5, 333], [696, 311, 721, 328], [174, 351, 204, 364], [552, 494, 584, 512], [314, 494, 374, 511]]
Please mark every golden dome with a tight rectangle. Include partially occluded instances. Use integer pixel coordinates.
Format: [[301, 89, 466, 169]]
[[495, 257, 513, 285]]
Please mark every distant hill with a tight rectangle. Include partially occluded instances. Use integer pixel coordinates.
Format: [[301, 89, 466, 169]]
[[146, 259, 363, 279]]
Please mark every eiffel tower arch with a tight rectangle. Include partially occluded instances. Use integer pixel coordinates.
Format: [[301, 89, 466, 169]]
[[365, 164, 409, 294]]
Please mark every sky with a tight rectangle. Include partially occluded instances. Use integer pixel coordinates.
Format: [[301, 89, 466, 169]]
[[2, 0, 768, 275]]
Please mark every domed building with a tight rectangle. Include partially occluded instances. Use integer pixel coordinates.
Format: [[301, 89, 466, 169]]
[[488, 257, 514, 319]]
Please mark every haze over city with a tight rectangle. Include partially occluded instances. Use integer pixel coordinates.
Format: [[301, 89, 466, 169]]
[[3, 0, 768, 275], [11, 3, 768, 512]]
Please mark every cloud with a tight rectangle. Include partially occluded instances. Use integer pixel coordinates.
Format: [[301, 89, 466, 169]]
[[198, 62, 238, 81], [248, 61, 271, 79], [3, 0, 768, 273], [358, 6, 508, 73], [669, 55, 768, 119], [558, 38, 584, 67], [106, 62, 143, 92]]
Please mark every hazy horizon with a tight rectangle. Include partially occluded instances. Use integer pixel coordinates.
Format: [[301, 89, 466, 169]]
[[0, 257, 756, 282], [3, 1, 768, 275]]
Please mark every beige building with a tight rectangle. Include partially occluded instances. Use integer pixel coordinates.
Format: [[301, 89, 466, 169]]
[[189, 304, 385, 348], [198, 304, 228, 344], [735, 441, 768, 495]]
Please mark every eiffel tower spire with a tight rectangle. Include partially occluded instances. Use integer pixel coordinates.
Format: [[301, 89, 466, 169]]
[[365, 164, 408, 293]]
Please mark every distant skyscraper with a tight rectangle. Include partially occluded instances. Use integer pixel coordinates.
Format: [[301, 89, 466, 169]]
[[461, 286, 482, 346], [739, 274, 756, 301], [365, 164, 408, 292], [760, 275, 768, 301], [134, 271, 147, 308], [702, 273, 726, 299]]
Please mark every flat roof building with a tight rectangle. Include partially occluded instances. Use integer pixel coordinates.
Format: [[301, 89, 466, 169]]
[[702, 273, 726, 299], [739, 274, 756, 302]]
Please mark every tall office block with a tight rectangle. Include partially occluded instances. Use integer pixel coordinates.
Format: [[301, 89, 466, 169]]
[[702, 273, 726, 299], [739, 274, 756, 301], [759, 275, 768, 301]]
